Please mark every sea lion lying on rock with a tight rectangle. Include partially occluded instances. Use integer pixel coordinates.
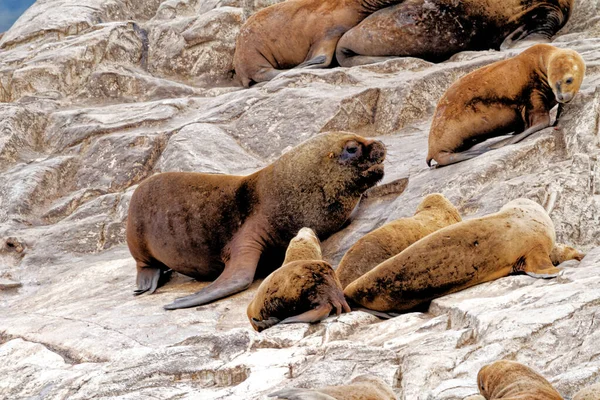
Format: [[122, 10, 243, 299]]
[[336, 0, 574, 67], [233, 0, 401, 86], [270, 374, 398, 400], [127, 132, 386, 309], [336, 193, 461, 289], [550, 243, 585, 265], [247, 227, 349, 332], [477, 360, 563, 399], [426, 44, 585, 167], [345, 198, 559, 312]]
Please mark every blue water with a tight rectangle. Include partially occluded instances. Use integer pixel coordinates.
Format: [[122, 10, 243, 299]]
[[0, 0, 37, 33]]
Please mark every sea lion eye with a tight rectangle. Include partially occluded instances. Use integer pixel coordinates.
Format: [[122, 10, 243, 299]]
[[565, 77, 573, 84], [340, 140, 362, 161]]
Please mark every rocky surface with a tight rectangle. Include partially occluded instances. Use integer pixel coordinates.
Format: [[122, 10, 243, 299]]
[[1, 0, 600, 399]]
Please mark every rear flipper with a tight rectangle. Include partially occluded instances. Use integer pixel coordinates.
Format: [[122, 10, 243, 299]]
[[279, 303, 334, 325], [269, 388, 337, 400], [134, 266, 171, 296]]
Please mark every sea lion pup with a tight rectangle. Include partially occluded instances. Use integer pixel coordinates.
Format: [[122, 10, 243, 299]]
[[477, 360, 563, 400], [345, 198, 559, 312], [550, 243, 585, 265], [426, 44, 585, 167], [269, 374, 398, 400], [574, 383, 600, 400], [127, 132, 386, 310], [247, 227, 350, 332], [336, 193, 461, 289], [336, 0, 574, 67], [233, 0, 401, 87]]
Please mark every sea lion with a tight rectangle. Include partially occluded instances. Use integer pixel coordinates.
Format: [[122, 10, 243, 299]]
[[269, 374, 398, 400], [336, 0, 574, 67], [574, 383, 600, 400], [550, 243, 585, 265], [247, 227, 350, 331], [345, 198, 559, 312], [127, 131, 386, 310], [336, 193, 461, 289], [477, 360, 563, 399], [233, 0, 401, 87], [426, 44, 585, 167]]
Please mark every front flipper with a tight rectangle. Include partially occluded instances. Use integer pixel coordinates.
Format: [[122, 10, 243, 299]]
[[523, 246, 561, 279], [252, 317, 281, 332], [269, 389, 337, 400], [279, 303, 333, 325], [490, 118, 551, 150], [134, 265, 171, 296], [432, 147, 494, 167], [163, 229, 265, 310], [500, 25, 528, 50]]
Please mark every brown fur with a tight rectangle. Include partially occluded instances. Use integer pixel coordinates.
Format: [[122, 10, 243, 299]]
[[247, 227, 349, 332], [336, 0, 574, 67], [345, 199, 558, 312], [336, 193, 461, 289], [478, 360, 563, 400], [233, 0, 400, 87], [550, 243, 585, 265], [270, 374, 398, 400], [127, 132, 386, 309], [427, 44, 585, 167], [574, 383, 600, 400]]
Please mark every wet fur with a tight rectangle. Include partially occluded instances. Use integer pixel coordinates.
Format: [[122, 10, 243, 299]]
[[426, 44, 585, 166], [336, 193, 461, 289], [127, 132, 386, 309], [336, 0, 574, 66], [478, 360, 563, 399], [345, 199, 557, 312]]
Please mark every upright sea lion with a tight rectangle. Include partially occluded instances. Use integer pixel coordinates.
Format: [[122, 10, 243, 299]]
[[550, 243, 585, 265], [270, 374, 398, 400], [127, 132, 386, 310], [233, 0, 401, 87], [426, 44, 585, 167], [477, 360, 563, 400], [336, 193, 461, 289], [574, 383, 600, 400], [336, 0, 574, 67], [345, 198, 559, 312], [247, 227, 350, 331]]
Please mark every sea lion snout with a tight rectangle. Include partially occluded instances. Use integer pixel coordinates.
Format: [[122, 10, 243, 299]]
[[367, 139, 387, 163], [556, 91, 573, 103]]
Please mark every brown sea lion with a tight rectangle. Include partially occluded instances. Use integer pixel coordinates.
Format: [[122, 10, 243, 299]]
[[477, 360, 563, 400], [345, 198, 559, 312], [269, 374, 398, 400], [127, 132, 386, 310], [336, 193, 461, 289], [247, 227, 350, 331], [426, 44, 585, 167], [233, 0, 401, 87], [550, 243, 585, 265], [574, 383, 600, 400], [336, 0, 574, 67]]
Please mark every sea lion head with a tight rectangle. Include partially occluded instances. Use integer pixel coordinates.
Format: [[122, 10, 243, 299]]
[[548, 49, 585, 104], [282, 227, 322, 264]]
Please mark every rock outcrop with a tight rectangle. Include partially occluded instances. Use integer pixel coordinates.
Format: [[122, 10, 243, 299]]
[[1, 0, 600, 399]]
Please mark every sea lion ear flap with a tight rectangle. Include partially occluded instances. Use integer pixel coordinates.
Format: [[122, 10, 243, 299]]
[[328, 152, 335, 159], [523, 246, 561, 279]]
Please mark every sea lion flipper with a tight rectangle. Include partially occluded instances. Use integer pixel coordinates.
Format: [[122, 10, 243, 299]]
[[433, 147, 492, 167], [500, 24, 528, 50], [279, 303, 333, 325], [523, 246, 561, 279], [252, 317, 281, 332], [134, 266, 161, 296]]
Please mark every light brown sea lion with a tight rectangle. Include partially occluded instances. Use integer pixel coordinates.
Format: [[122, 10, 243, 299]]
[[127, 132, 386, 310], [336, 193, 461, 289], [345, 198, 559, 312], [550, 243, 585, 265], [426, 44, 585, 167], [269, 374, 398, 400], [573, 383, 600, 400], [477, 360, 563, 400], [336, 0, 574, 67], [233, 0, 400, 87], [247, 227, 350, 331]]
